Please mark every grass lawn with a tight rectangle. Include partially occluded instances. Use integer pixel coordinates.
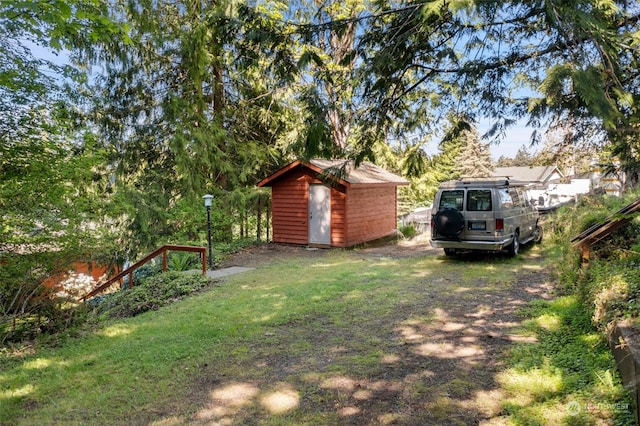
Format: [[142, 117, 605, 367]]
[[0, 244, 634, 425]]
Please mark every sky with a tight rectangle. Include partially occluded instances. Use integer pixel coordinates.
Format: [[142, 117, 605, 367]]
[[421, 121, 538, 161], [482, 123, 536, 160]]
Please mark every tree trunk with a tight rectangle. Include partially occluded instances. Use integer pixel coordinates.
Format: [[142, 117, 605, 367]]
[[256, 196, 262, 242]]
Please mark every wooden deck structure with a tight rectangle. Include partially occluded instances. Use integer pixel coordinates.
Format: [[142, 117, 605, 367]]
[[571, 197, 640, 265]]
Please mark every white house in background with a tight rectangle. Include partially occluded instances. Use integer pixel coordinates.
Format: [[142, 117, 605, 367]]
[[492, 165, 591, 209], [492, 166, 563, 185]]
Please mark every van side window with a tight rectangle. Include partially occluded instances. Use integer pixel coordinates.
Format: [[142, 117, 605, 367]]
[[439, 190, 464, 210], [467, 190, 492, 211], [509, 188, 523, 208], [499, 188, 512, 208]]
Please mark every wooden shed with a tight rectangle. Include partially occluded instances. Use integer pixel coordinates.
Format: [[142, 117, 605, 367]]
[[257, 159, 408, 247]]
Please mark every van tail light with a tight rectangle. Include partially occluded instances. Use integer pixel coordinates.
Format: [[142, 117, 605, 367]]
[[431, 218, 435, 234], [495, 219, 504, 231]]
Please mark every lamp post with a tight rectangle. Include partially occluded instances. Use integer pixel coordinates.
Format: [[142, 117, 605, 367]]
[[203, 194, 214, 270]]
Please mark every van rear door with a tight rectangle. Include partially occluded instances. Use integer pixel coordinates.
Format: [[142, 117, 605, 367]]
[[463, 189, 496, 240]]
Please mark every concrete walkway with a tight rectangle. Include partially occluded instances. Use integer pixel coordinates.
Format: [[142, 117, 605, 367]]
[[205, 266, 254, 278]]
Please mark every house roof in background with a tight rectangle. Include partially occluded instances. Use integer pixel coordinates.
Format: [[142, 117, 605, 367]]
[[492, 166, 562, 183], [258, 159, 408, 187]]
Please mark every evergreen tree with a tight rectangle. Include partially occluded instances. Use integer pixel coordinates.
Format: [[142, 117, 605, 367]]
[[288, 0, 372, 160], [91, 0, 298, 250], [495, 155, 514, 167], [510, 146, 536, 167], [356, 1, 639, 164], [456, 124, 493, 178]]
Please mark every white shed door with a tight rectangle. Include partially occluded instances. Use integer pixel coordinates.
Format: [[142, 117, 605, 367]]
[[308, 185, 331, 245]]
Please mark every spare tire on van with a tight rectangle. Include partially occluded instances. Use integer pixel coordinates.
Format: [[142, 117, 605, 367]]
[[433, 207, 465, 237]]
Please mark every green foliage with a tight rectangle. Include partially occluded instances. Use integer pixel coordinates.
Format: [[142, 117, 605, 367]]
[[89, 0, 292, 252], [0, 0, 131, 346], [0, 253, 96, 345], [544, 188, 640, 332], [584, 258, 640, 330], [167, 252, 201, 272], [500, 296, 634, 425], [398, 224, 417, 239], [91, 272, 217, 319], [0, 0, 127, 108], [358, 1, 639, 167]]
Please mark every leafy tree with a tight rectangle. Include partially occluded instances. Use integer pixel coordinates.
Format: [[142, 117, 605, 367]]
[[91, 0, 298, 251], [356, 1, 640, 164], [0, 0, 127, 342]]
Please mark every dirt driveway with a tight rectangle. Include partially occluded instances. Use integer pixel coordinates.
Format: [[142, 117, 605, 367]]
[[194, 238, 554, 425]]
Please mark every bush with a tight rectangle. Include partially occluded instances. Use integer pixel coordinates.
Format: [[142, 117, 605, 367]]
[[544, 188, 640, 331], [0, 252, 91, 345], [167, 252, 202, 271], [91, 272, 217, 319], [399, 224, 417, 239]]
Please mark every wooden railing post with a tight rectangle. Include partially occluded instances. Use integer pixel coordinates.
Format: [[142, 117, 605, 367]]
[[162, 249, 168, 272]]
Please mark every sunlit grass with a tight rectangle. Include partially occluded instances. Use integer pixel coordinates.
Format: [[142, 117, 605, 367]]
[[533, 313, 562, 331], [498, 360, 564, 404], [497, 295, 634, 425], [0, 245, 633, 425]]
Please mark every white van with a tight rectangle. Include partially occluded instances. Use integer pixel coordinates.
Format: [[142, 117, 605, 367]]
[[430, 179, 542, 256]]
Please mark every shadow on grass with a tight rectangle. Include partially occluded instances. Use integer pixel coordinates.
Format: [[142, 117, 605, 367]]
[[496, 296, 635, 425], [173, 251, 563, 424], [1, 247, 634, 425]]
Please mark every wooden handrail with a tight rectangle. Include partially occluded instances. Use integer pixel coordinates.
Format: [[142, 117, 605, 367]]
[[80, 245, 207, 301], [571, 197, 640, 265]]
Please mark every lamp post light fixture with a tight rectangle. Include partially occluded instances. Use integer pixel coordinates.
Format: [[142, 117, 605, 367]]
[[203, 194, 214, 270]]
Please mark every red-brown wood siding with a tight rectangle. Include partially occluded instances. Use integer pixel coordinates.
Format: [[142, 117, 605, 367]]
[[345, 186, 397, 246], [267, 165, 399, 247], [271, 169, 309, 245], [270, 168, 349, 246], [330, 188, 346, 247]]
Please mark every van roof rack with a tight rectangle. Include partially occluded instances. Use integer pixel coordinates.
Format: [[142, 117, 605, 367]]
[[439, 177, 530, 188]]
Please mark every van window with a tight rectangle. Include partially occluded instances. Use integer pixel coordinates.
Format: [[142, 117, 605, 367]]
[[439, 190, 464, 210], [499, 188, 512, 208], [467, 190, 492, 211], [509, 188, 523, 208]]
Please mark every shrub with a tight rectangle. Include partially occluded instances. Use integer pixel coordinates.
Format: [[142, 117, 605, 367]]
[[544, 188, 640, 331], [167, 252, 202, 271], [0, 252, 90, 345], [399, 224, 417, 239], [91, 272, 217, 319]]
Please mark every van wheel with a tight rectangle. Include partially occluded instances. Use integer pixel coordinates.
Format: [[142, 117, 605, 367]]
[[507, 231, 520, 257], [444, 248, 456, 256], [533, 224, 543, 244]]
